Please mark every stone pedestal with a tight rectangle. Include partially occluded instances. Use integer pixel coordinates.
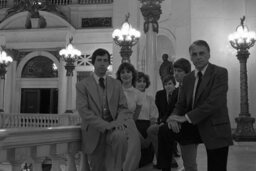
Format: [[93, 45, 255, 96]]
[[31, 18, 39, 28], [233, 116, 256, 141]]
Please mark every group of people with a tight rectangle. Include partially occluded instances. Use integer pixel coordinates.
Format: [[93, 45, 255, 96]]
[[76, 40, 233, 171]]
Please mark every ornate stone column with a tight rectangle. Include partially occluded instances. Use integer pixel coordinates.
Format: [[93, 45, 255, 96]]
[[233, 49, 256, 141], [0, 66, 6, 112], [229, 16, 256, 141], [139, 0, 164, 95]]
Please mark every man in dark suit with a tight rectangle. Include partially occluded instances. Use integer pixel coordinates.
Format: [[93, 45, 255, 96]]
[[168, 40, 233, 171], [76, 48, 130, 171]]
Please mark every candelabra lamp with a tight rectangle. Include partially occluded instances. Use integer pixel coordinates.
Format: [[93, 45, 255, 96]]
[[228, 16, 256, 141], [0, 49, 13, 112], [112, 13, 141, 63], [59, 37, 81, 113]]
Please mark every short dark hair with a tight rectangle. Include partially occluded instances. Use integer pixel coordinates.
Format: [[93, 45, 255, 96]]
[[116, 63, 137, 87], [162, 74, 176, 86], [136, 71, 150, 89], [162, 53, 168, 60], [189, 40, 210, 53], [174, 58, 191, 74], [91, 48, 111, 65]]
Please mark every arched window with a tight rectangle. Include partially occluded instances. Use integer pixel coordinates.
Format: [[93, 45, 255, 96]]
[[21, 56, 58, 78]]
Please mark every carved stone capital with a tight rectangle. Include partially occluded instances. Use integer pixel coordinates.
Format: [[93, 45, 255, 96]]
[[139, 0, 164, 33]]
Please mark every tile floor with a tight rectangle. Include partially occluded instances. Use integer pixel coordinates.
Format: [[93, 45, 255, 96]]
[[137, 141, 256, 171]]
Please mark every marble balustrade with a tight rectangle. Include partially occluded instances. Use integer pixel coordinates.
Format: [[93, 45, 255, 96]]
[[0, 125, 90, 171], [0, 113, 81, 128]]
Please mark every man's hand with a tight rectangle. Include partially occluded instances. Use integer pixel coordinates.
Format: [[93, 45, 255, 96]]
[[167, 120, 181, 133], [107, 120, 127, 131], [168, 115, 187, 123]]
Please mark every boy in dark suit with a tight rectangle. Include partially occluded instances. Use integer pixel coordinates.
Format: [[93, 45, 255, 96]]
[[147, 75, 179, 169]]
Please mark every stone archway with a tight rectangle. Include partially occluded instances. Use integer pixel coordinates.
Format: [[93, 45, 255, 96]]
[[16, 51, 61, 114]]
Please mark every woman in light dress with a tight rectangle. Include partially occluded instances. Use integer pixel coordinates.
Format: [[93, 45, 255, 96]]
[[116, 62, 142, 171]]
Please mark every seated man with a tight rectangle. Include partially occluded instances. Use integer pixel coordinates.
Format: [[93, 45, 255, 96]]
[[76, 48, 130, 171]]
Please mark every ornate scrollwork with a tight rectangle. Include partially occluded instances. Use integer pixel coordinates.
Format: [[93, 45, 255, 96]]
[[2, 0, 66, 23], [139, 0, 163, 33]]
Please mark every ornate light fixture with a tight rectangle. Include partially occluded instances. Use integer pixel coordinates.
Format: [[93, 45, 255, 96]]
[[228, 16, 256, 141], [112, 13, 141, 63], [0, 47, 13, 112], [59, 37, 81, 76], [59, 37, 81, 113]]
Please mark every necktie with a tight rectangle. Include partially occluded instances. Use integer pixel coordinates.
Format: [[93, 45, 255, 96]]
[[195, 71, 202, 98], [168, 93, 172, 105], [99, 77, 105, 89]]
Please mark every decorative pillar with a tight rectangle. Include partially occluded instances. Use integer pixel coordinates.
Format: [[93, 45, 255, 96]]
[[229, 16, 256, 141], [65, 62, 75, 113], [139, 0, 164, 95], [0, 67, 6, 112], [59, 37, 81, 114], [0, 48, 13, 112]]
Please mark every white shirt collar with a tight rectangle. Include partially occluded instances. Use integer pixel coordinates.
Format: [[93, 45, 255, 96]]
[[194, 64, 208, 77], [93, 72, 106, 84]]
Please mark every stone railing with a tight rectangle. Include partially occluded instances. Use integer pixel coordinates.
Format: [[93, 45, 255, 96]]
[[0, 0, 7, 8], [0, 126, 90, 171], [0, 113, 81, 128], [0, 0, 113, 8], [79, 0, 113, 4]]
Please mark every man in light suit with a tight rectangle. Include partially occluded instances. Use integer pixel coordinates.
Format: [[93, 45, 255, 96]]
[[168, 40, 233, 171], [76, 48, 130, 171]]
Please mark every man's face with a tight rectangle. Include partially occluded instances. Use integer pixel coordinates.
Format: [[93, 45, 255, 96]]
[[190, 45, 210, 71], [93, 54, 109, 77], [164, 80, 175, 94], [174, 68, 186, 83]]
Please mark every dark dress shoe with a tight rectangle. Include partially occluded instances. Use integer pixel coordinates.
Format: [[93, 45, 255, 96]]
[[153, 164, 161, 169], [161, 168, 170, 171], [171, 161, 178, 168], [174, 152, 180, 157]]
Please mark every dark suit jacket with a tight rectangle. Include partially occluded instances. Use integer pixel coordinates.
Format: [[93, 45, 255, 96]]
[[76, 74, 131, 154], [155, 88, 179, 123], [173, 63, 233, 149]]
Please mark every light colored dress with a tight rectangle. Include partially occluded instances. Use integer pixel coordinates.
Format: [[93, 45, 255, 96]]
[[122, 86, 142, 171], [138, 92, 159, 121], [123, 86, 143, 114]]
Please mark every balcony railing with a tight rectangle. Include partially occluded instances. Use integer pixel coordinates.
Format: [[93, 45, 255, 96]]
[[0, 113, 81, 128], [0, 0, 7, 8], [0, 126, 90, 171], [0, 0, 113, 9], [79, 0, 113, 4]]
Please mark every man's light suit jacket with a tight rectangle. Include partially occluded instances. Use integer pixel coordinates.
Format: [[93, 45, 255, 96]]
[[173, 63, 233, 149], [76, 74, 131, 154]]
